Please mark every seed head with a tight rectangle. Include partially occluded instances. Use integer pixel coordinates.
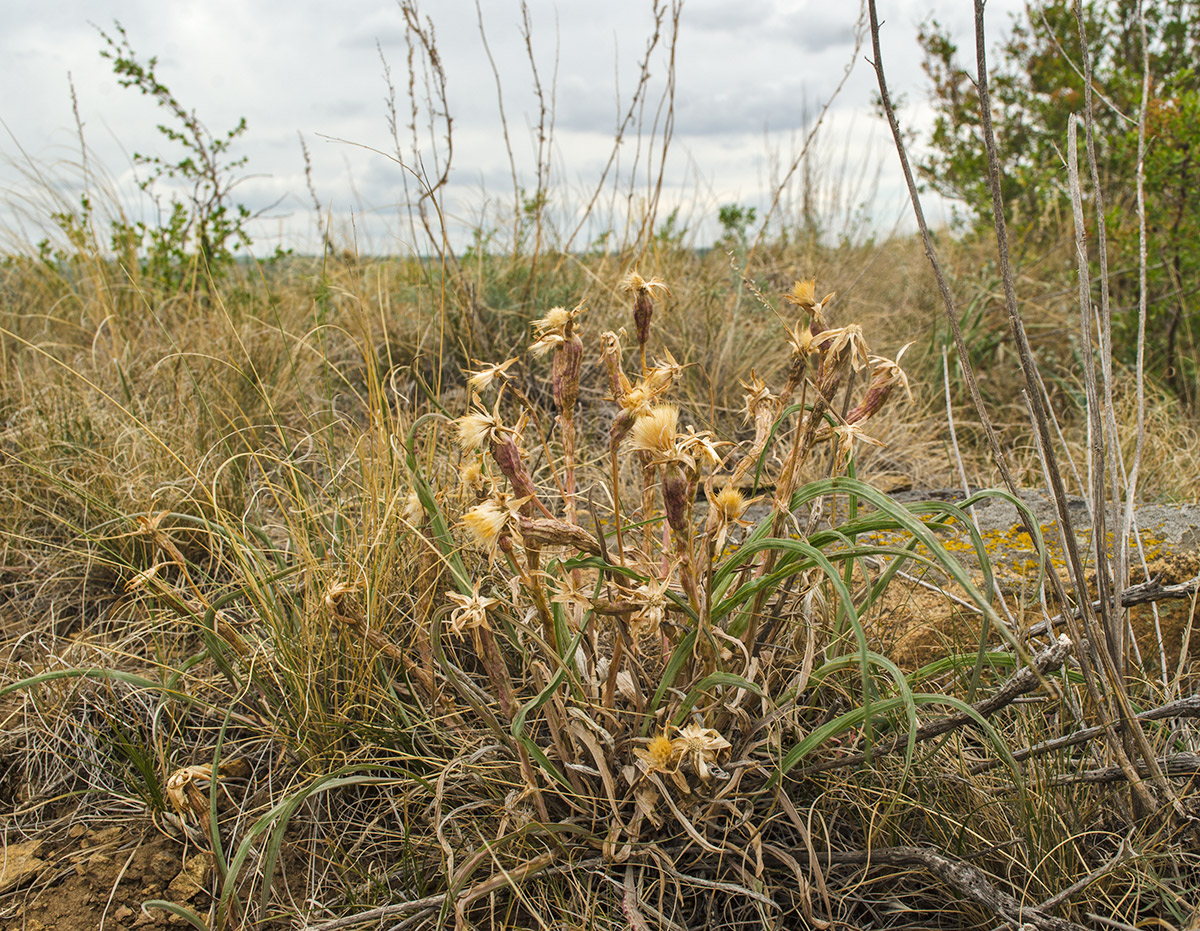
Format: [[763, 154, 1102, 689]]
[[600, 328, 631, 400], [620, 270, 669, 299], [629, 404, 680, 458], [740, 372, 775, 421], [466, 357, 518, 393], [671, 723, 732, 781], [533, 301, 584, 337], [459, 460, 489, 499], [783, 278, 816, 309], [629, 575, 672, 641], [677, 425, 729, 471], [783, 277, 836, 321], [712, 486, 750, 522], [816, 324, 870, 373], [704, 485, 756, 554], [634, 733, 679, 775], [661, 461, 692, 534], [403, 491, 425, 527], [621, 270, 669, 350], [462, 494, 525, 552], [456, 397, 516, 452], [644, 349, 685, 395], [447, 582, 500, 638], [831, 421, 885, 466], [529, 332, 565, 357], [551, 333, 584, 417]]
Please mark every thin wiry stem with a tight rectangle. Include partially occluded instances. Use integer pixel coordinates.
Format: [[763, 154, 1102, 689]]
[[866, 0, 1151, 814]]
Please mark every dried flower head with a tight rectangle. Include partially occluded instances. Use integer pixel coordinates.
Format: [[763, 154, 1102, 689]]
[[403, 491, 425, 527], [629, 404, 680, 458], [459, 460, 489, 498], [868, 343, 914, 401], [620, 270, 670, 299], [447, 582, 499, 638], [456, 397, 519, 452], [785, 320, 817, 359], [532, 302, 584, 338], [462, 494, 526, 552], [782, 278, 836, 318], [621, 271, 670, 352], [466, 357, 518, 393], [549, 574, 595, 613], [816, 324, 870, 373], [712, 486, 750, 523], [777, 274, 835, 319], [628, 575, 673, 641], [740, 372, 775, 420], [619, 384, 653, 415], [634, 733, 679, 776], [643, 349, 685, 395], [671, 723, 732, 781], [601, 328, 631, 401], [677, 425, 729, 472], [783, 277, 816, 309], [529, 332, 566, 357], [704, 486, 757, 555], [831, 421, 885, 465]]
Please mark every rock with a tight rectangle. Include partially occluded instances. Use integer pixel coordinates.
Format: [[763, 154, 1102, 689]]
[[149, 848, 181, 882], [0, 838, 45, 892], [165, 852, 209, 901]]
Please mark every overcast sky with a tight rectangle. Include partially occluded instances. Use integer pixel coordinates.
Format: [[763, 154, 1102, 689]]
[[0, 0, 1025, 255]]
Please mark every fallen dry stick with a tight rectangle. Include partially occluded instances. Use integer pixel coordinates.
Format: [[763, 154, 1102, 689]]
[[831, 846, 1089, 931], [971, 693, 1200, 775]]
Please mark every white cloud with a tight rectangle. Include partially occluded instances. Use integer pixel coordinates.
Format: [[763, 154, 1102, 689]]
[[1, 0, 1026, 253]]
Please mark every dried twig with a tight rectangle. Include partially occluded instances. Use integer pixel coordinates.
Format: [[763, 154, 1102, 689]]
[[830, 846, 1089, 931], [971, 694, 1200, 775], [1020, 573, 1200, 642], [1047, 753, 1200, 788]]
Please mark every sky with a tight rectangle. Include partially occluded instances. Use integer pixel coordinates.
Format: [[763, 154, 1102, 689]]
[[0, 0, 1026, 255]]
